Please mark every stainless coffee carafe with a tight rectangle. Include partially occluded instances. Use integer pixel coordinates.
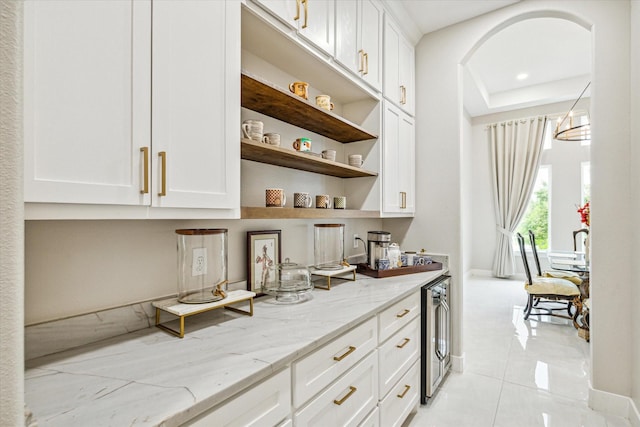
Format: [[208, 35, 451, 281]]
[[367, 231, 391, 269]]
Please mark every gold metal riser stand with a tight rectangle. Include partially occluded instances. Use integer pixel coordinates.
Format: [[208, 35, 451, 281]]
[[153, 291, 255, 338]]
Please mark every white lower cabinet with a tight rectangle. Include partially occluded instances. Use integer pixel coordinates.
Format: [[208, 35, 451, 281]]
[[184, 367, 291, 426], [378, 317, 420, 398], [378, 292, 420, 343], [358, 407, 380, 427], [294, 351, 378, 427], [293, 316, 377, 408], [379, 360, 420, 427]]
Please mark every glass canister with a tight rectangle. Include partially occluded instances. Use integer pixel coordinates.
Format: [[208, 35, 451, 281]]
[[176, 229, 228, 304], [262, 258, 313, 303], [314, 224, 345, 270]]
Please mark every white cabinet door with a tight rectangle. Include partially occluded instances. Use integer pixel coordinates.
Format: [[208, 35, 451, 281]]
[[185, 368, 291, 426], [252, 0, 300, 29], [335, 0, 359, 74], [298, 0, 335, 56], [151, 0, 240, 209], [359, 0, 383, 91], [24, 0, 151, 205], [295, 351, 378, 427], [398, 36, 415, 115], [382, 101, 415, 215], [335, 0, 382, 91], [383, 17, 414, 115]]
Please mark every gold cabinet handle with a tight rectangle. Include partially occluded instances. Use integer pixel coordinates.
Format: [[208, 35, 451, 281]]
[[294, 0, 300, 20], [333, 386, 357, 405], [396, 337, 410, 349], [358, 49, 364, 73], [158, 151, 166, 197], [333, 345, 356, 361], [400, 191, 407, 209], [397, 384, 411, 399], [302, 0, 308, 29], [396, 308, 410, 318], [363, 52, 369, 75], [140, 147, 149, 194]]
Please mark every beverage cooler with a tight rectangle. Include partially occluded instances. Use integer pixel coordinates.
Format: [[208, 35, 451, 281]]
[[421, 274, 451, 403]]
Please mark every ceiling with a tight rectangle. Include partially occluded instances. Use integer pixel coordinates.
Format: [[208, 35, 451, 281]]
[[393, 1, 592, 117]]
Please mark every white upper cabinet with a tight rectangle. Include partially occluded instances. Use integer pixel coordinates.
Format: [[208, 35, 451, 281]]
[[152, 1, 240, 210], [383, 17, 415, 115], [24, 0, 151, 206], [24, 0, 240, 217], [254, 0, 335, 56], [382, 101, 415, 216], [335, 0, 383, 91]]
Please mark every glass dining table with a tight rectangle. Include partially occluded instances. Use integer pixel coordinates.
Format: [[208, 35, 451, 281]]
[[548, 251, 590, 340]]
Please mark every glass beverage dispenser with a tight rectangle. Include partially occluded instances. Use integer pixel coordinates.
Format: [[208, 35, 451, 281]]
[[314, 224, 345, 270], [176, 229, 228, 304]]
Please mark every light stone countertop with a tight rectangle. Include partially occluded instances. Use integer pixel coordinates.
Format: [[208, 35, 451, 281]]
[[25, 270, 445, 427]]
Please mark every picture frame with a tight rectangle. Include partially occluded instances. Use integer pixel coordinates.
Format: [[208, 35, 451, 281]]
[[247, 230, 281, 295]]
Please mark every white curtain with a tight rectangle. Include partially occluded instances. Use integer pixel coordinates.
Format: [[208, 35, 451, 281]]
[[489, 116, 547, 278]]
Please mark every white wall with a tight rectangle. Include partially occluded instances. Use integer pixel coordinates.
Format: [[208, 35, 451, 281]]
[[462, 109, 473, 275], [0, 1, 23, 424], [408, 0, 634, 407], [25, 217, 380, 324], [630, 0, 640, 415]]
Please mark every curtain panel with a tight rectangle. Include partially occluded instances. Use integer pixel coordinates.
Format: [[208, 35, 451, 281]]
[[489, 116, 547, 278]]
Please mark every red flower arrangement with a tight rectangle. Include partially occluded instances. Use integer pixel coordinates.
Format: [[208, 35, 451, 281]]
[[577, 201, 590, 227]]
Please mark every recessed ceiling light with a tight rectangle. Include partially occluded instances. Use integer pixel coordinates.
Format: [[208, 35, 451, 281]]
[[516, 73, 529, 80]]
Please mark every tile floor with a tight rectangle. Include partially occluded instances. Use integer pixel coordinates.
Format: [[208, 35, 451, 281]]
[[405, 275, 630, 427]]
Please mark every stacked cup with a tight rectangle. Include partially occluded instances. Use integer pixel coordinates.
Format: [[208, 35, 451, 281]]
[[348, 154, 363, 167]]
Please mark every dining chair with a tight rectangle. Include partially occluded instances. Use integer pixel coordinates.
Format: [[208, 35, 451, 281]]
[[517, 233, 581, 320], [573, 228, 589, 252], [528, 230, 582, 286]]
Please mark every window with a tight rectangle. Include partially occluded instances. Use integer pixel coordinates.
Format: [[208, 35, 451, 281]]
[[514, 117, 590, 253], [516, 166, 550, 249]]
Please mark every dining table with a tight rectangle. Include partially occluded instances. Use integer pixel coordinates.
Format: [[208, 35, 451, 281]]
[[548, 251, 590, 340]]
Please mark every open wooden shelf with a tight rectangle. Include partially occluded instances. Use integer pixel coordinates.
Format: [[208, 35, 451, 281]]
[[241, 138, 378, 178], [241, 73, 378, 143], [241, 207, 380, 219]]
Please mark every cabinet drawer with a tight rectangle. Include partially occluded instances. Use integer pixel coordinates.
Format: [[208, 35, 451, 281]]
[[293, 316, 377, 408], [378, 317, 420, 398], [295, 351, 378, 427], [378, 292, 420, 343], [185, 367, 290, 426], [379, 360, 420, 427], [358, 407, 380, 427]]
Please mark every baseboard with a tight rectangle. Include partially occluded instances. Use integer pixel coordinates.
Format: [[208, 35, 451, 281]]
[[589, 386, 640, 425], [450, 353, 464, 373]]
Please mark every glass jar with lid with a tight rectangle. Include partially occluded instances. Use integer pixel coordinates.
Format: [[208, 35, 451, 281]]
[[262, 258, 312, 303], [314, 224, 345, 270], [175, 229, 227, 304]]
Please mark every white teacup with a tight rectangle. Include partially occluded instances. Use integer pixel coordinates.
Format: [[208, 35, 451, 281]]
[[242, 120, 264, 142], [316, 95, 334, 111], [322, 149, 336, 161], [262, 133, 281, 146], [348, 154, 363, 167]]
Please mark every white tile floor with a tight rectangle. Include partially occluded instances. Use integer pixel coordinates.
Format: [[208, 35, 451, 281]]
[[405, 275, 631, 427]]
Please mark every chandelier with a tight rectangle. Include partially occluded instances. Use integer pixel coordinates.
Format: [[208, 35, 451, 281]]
[[554, 82, 591, 141]]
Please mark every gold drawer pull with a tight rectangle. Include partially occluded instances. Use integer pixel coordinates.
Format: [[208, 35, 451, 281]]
[[334, 386, 357, 405], [396, 338, 410, 349], [158, 151, 167, 197], [140, 147, 149, 194], [396, 309, 410, 318], [294, 0, 300, 20], [397, 384, 411, 399], [333, 345, 356, 361]]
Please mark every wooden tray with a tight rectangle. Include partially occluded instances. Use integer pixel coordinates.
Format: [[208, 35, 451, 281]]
[[357, 262, 443, 278]]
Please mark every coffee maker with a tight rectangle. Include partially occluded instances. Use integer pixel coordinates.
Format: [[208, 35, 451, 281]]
[[367, 231, 391, 269]]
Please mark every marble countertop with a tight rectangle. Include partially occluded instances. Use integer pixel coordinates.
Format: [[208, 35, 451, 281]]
[[25, 270, 445, 426]]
